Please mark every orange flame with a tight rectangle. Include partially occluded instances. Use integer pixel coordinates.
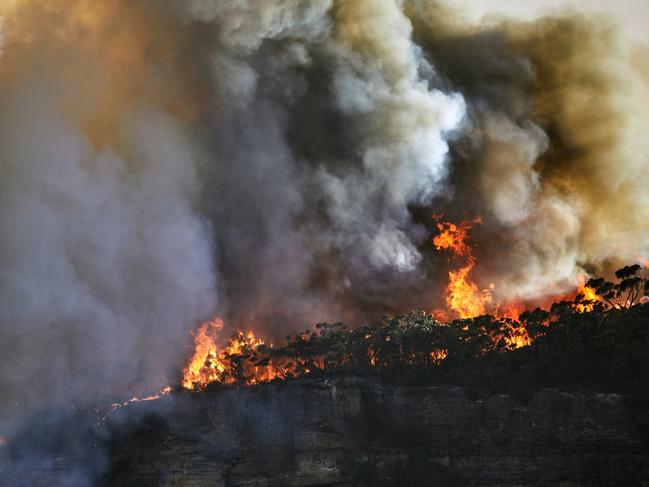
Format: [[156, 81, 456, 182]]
[[432, 217, 481, 257], [574, 278, 600, 313], [110, 386, 172, 410], [433, 217, 493, 319], [433, 216, 535, 348], [504, 325, 531, 349], [181, 318, 291, 389], [446, 260, 493, 319], [431, 216, 611, 351]]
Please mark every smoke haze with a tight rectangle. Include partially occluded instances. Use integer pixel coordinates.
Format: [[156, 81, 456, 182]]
[[0, 0, 648, 482]]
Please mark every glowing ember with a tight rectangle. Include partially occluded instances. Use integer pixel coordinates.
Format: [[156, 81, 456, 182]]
[[429, 349, 448, 364], [503, 325, 531, 350]]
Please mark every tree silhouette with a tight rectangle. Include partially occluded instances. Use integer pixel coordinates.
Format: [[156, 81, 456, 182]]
[[587, 264, 648, 310]]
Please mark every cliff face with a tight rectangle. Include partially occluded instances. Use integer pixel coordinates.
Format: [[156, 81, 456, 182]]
[[106, 377, 649, 486]]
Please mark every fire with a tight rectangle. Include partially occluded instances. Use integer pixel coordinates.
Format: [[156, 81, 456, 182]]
[[494, 302, 527, 321], [446, 262, 493, 319], [181, 318, 288, 389], [504, 324, 531, 349], [429, 349, 448, 364], [110, 386, 172, 410], [432, 216, 533, 349], [182, 318, 228, 389], [575, 279, 599, 313], [433, 216, 493, 319], [430, 216, 616, 352], [432, 216, 604, 329], [171, 218, 616, 392], [432, 217, 481, 257]]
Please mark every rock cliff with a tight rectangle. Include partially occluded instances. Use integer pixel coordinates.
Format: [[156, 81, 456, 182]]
[[106, 377, 649, 486]]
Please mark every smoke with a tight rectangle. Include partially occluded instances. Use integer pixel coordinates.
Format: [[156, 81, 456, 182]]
[[0, 0, 648, 482], [406, 4, 649, 300], [0, 1, 219, 480], [179, 0, 465, 328]]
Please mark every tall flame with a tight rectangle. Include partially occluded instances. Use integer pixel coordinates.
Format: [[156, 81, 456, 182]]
[[431, 216, 610, 349], [575, 278, 599, 313], [182, 318, 227, 389], [433, 217, 493, 319], [432, 216, 534, 348]]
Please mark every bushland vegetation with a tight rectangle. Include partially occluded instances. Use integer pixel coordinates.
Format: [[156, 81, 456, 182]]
[[199, 265, 649, 401]]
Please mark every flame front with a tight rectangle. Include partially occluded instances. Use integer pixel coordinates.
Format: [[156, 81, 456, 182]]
[[431, 216, 610, 350], [175, 217, 607, 390]]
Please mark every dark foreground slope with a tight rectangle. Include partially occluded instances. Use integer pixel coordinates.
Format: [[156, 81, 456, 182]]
[[106, 378, 649, 486]]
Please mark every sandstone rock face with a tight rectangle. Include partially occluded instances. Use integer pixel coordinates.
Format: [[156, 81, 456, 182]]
[[107, 378, 649, 486]]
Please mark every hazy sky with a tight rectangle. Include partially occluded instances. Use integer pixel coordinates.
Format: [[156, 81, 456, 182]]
[[456, 0, 649, 42]]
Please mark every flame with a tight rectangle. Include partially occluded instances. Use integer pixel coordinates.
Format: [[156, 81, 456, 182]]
[[182, 318, 227, 389], [503, 325, 531, 349], [433, 217, 493, 319], [575, 279, 599, 313], [432, 217, 481, 257], [446, 261, 493, 319], [494, 302, 526, 321], [171, 219, 611, 391], [431, 217, 619, 356], [181, 318, 290, 389], [432, 217, 603, 351], [110, 386, 172, 410]]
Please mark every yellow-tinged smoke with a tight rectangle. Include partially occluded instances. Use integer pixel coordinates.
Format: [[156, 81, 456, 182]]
[[407, 2, 649, 301]]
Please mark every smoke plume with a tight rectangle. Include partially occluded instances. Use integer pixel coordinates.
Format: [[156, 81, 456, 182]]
[[0, 0, 648, 482]]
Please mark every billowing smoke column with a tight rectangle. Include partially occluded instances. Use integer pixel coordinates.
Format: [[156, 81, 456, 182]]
[[407, 3, 649, 302], [0, 0, 648, 481]]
